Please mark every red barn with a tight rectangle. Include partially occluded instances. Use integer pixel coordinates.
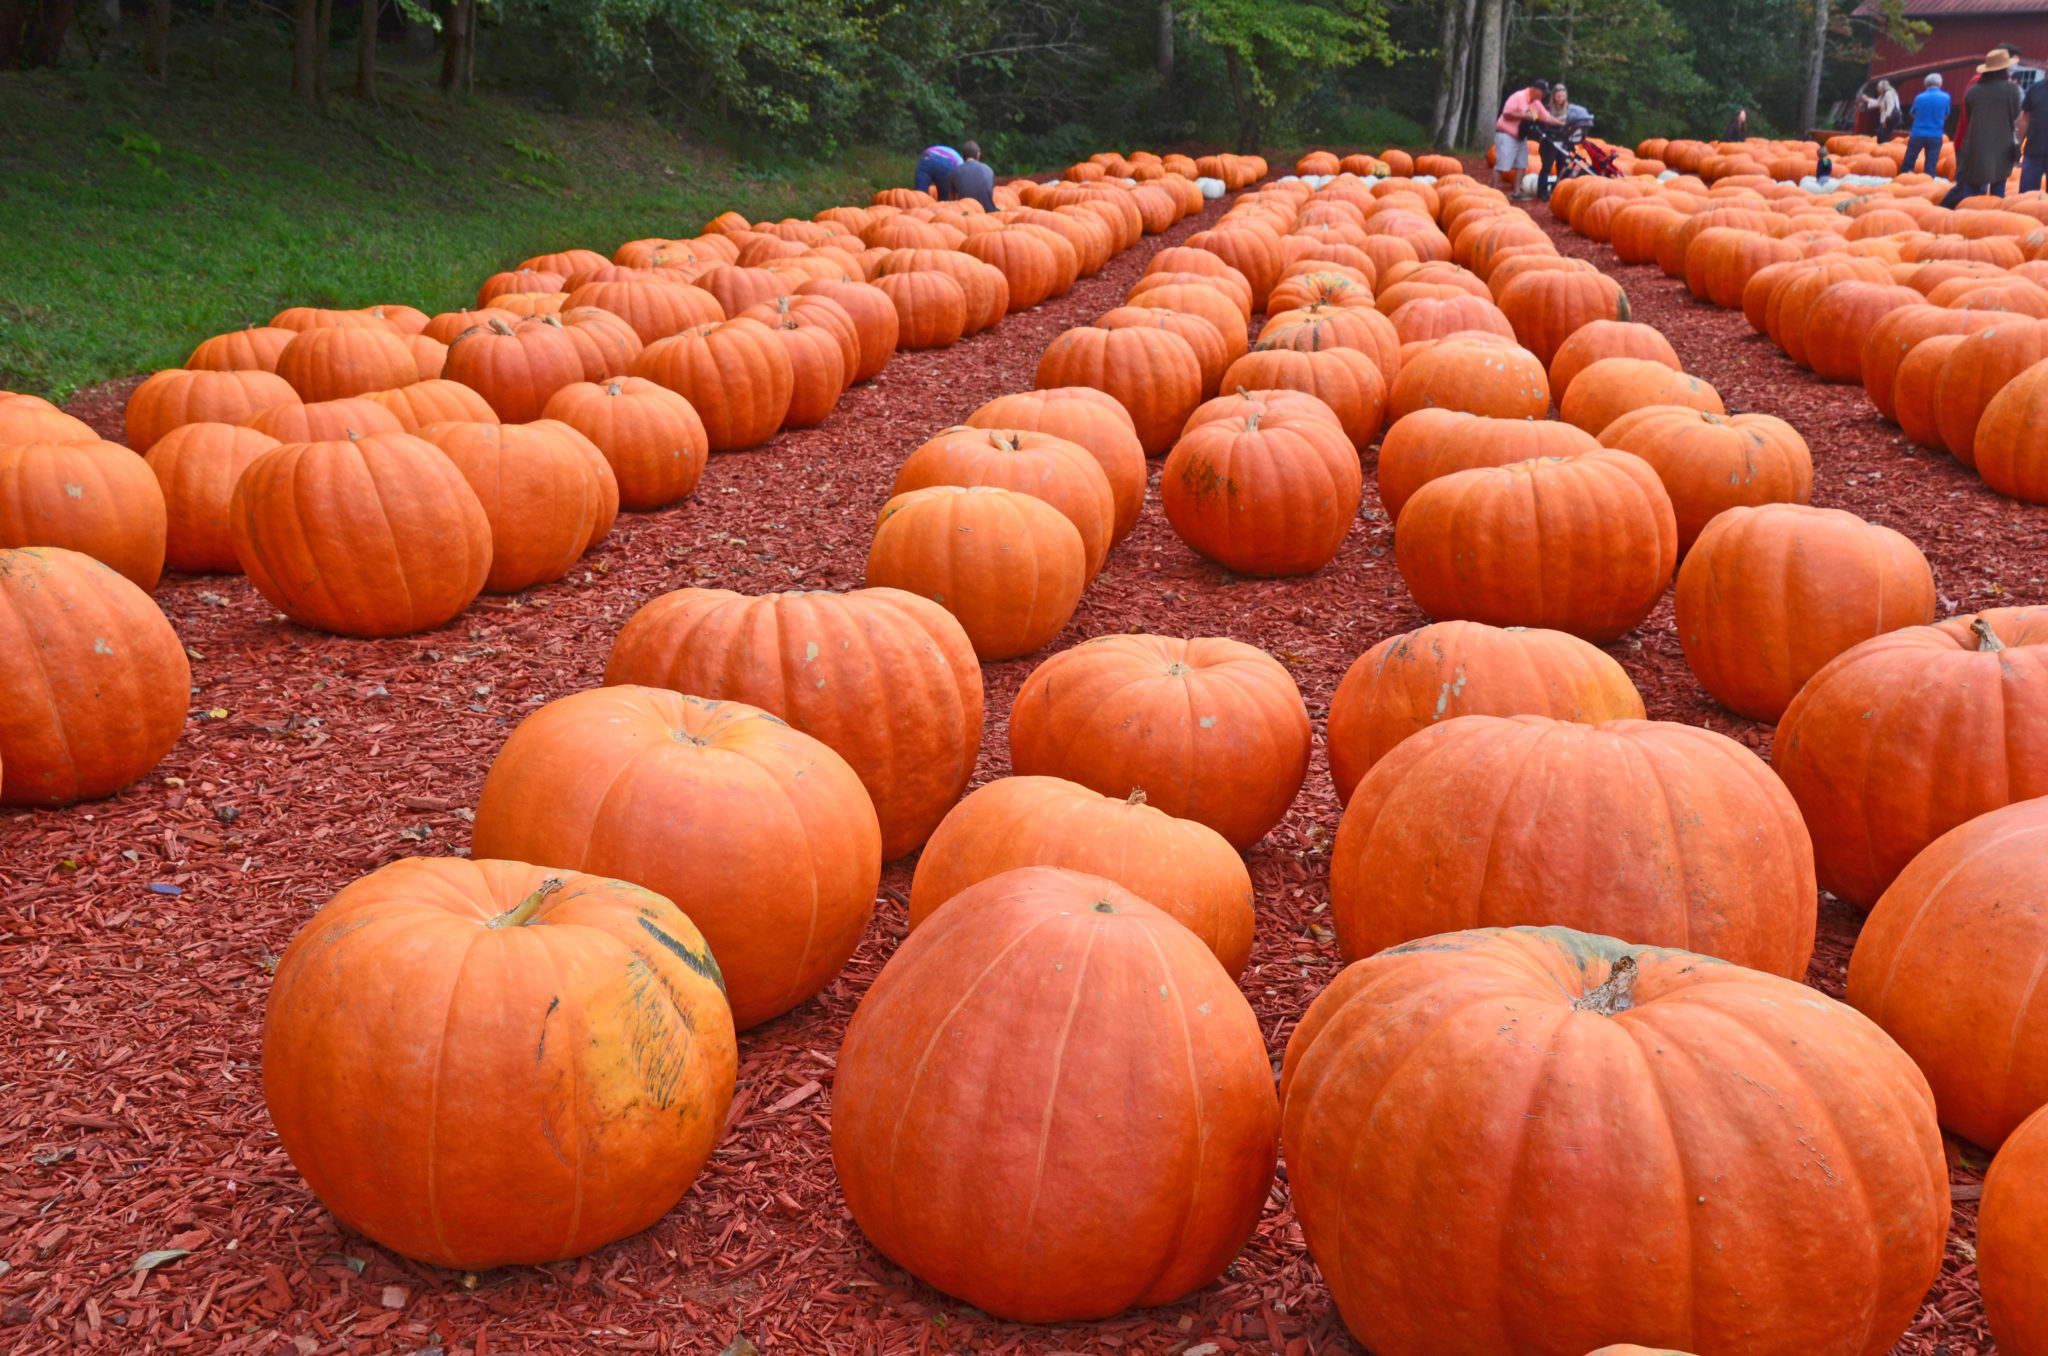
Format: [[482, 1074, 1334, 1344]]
[[1857, 0, 2048, 112]]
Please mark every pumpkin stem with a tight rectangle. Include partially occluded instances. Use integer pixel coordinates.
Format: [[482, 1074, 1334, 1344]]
[[489, 319, 515, 336], [490, 876, 566, 929], [1091, 900, 1118, 914], [1246, 412, 1261, 432], [1573, 955, 1640, 1016], [1125, 787, 1148, 807], [607, 380, 623, 396], [1973, 617, 2005, 653]]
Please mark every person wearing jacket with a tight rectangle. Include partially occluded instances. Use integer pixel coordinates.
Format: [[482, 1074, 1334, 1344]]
[[1902, 73, 1950, 175], [1941, 49, 2024, 206]]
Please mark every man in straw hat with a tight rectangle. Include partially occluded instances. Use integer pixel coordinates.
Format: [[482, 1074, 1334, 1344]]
[[1940, 48, 2024, 206]]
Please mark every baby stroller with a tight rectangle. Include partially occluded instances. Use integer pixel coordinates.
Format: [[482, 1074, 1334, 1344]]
[[1528, 114, 1624, 184]]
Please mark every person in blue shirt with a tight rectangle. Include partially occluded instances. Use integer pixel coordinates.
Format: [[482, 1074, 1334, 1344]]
[[944, 142, 997, 212], [914, 145, 963, 196], [1903, 74, 1951, 176]]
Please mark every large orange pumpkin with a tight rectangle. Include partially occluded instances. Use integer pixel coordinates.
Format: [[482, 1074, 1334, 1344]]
[[893, 427, 1115, 579], [261, 857, 736, 1269], [1331, 715, 1816, 974], [1596, 406, 1812, 550], [1981, 1103, 2048, 1356], [832, 866, 1278, 1321], [605, 586, 982, 860], [865, 485, 1086, 661], [1858, 305, 2003, 421], [472, 687, 882, 1029], [274, 326, 422, 403], [628, 318, 794, 452], [1494, 269, 1630, 367], [1848, 797, 2048, 1150], [1395, 450, 1678, 644], [361, 378, 499, 431], [1035, 324, 1202, 455], [1676, 504, 1935, 722], [1387, 335, 1550, 421], [1772, 608, 2048, 907], [1160, 401, 1361, 575], [1327, 621, 1643, 804], [143, 422, 282, 574], [539, 377, 707, 511], [415, 422, 604, 594], [1216, 346, 1386, 450], [1280, 927, 1947, 1356], [228, 432, 493, 637], [0, 394, 94, 443], [1559, 358, 1724, 435], [124, 367, 298, 452], [0, 547, 190, 807], [1095, 306, 1228, 398], [442, 318, 585, 424], [874, 270, 967, 350], [1377, 410, 1598, 520], [1547, 320, 1680, 403], [794, 276, 900, 381], [907, 777, 1254, 975], [741, 308, 845, 428], [241, 395, 399, 443], [965, 388, 1145, 543], [0, 439, 168, 590], [1932, 318, 2048, 464], [561, 278, 721, 344], [1009, 634, 1311, 850], [1973, 355, 2048, 502], [1801, 281, 1925, 383], [185, 325, 295, 373]]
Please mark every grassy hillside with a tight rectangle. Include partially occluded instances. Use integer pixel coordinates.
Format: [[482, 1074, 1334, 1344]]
[[0, 56, 901, 399]]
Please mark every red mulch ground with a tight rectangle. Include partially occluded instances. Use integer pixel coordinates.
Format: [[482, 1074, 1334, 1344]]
[[1, 169, 2029, 1355]]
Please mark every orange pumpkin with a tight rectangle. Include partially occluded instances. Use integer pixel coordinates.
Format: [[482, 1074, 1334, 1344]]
[[539, 378, 707, 512], [832, 866, 1277, 1321], [0, 394, 95, 443], [893, 427, 1115, 579], [1494, 269, 1630, 367], [628, 318, 794, 452], [743, 309, 845, 428], [1327, 621, 1644, 804], [1676, 504, 1935, 722], [1981, 1104, 2048, 1356], [965, 388, 1145, 544], [1036, 324, 1203, 455], [1859, 305, 2004, 422], [1773, 609, 2048, 907], [144, 423, 282, 573], [1973, 355, 2048, 502], [1258, 303, 1400, 381], [1388, 336, 1550, 421], [1597, 406, 1812, 550], [442, 318, 585, 424], [605, 586, 981, 860], [361, 378, 499, 431], [262, 857, 735, 1269], [1161, 402, 1361, 576], [415, 422, 604, 594], [1547, 320, 1680, 403], [185, 326, 295, 373], [1848, 797, 2048, 1150], [908, 777, 1254, 975], [865, 486, 1086, 661], [561, 279, 722, 345], [229, 432, 493, 637], [873, 270, 967, 350], [1009, 634, 1311, 850], [125, 367, 299, 452], [275, 326, 422, 403], [1558, 358, 1724, 435], [472, 688, 882, 1029], [1895, 333, 1970, 448], [1280, 927, 1946, 1356], [1396, 449, 1678, 643], [1216, 346, 1386, 450], [0, 439, 168, 590], [1332, 715, 1816, 974], [0, 546, 190, 807], [794, 277, 900, 381], [241, 395, 399, 443], [1377, 409, 1598, 520]]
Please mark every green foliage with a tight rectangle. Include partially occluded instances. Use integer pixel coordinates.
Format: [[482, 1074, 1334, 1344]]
[[0, 55, 898, 399], [1181, 0, 1400, 147], [1511, 0, 1712, 147]]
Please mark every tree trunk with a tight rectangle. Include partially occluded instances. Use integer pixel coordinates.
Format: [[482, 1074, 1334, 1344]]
[[1798, 0, 1829, 134], [1474, 0, 1506, 150], [1155, 0, 1172, 83], [1429, 0, 1461, 146], [438, 0, 466, 88], [313, 0, 332, 98], [1224, 46, 1253, 153], [462, 0, 474, 90], [355, 0, 375, 102], [144, 0, 167, 74], [1560, 0, 1577, 71], [291, 0, 317, 96]]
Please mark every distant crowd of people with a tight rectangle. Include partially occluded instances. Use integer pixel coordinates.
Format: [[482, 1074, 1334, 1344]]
[[1853, 43, 2042, 203]]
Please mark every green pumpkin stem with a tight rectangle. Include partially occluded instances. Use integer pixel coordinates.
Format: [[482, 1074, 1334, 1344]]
[[490, 876, 566, 929]]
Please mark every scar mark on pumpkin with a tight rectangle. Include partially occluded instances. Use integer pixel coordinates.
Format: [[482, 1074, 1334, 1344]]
[[638, 915, 725, 991], [537, 995, 560, 1063]]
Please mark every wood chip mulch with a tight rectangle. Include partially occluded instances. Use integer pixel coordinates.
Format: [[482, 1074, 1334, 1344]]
[[3, 168, 2029, 1355]]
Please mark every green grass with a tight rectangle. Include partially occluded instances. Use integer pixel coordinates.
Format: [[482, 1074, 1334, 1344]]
[[0, 50, 905, 399]]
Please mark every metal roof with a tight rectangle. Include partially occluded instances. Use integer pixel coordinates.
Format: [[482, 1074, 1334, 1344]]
[[1854, 0, 2048, 14]]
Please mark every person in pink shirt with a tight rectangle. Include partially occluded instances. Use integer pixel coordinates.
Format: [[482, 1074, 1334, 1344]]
[[1495, 79, 1564, 198]]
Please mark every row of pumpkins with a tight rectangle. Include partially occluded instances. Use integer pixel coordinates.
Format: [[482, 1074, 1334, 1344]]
[[3, 147, 2046, 1356]]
